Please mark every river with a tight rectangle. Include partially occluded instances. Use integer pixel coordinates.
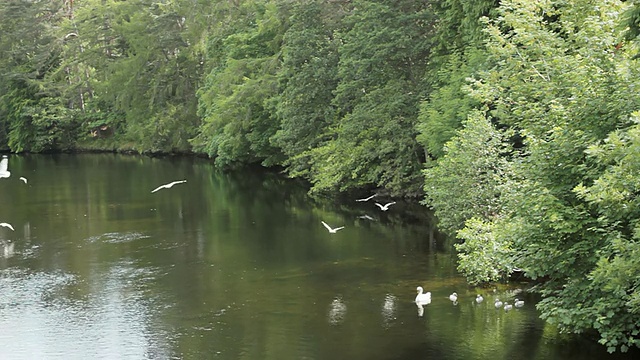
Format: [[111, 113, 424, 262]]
[[0, 154, 636, 359]]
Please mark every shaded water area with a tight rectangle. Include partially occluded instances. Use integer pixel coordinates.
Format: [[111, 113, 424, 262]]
[[0, 154, 637, 359]]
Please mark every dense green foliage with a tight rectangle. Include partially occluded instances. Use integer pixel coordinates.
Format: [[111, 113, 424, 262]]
[[425, 0, 640, 352], [1, 0, 640, 352]]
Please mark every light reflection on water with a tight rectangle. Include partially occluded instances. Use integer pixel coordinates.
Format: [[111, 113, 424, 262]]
[[0, 265, 170, 360], [0, 154, 638, 360]]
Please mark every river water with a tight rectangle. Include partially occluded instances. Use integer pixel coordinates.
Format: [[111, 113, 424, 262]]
[[0, 154, 637, 359]]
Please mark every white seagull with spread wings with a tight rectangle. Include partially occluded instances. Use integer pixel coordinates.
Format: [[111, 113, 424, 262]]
[[321, 221, 344, 233], [375, 202, 396, 211], [151, 180, 187, 193], [0, 222, 15, 231], [356, 194, 377, 202]]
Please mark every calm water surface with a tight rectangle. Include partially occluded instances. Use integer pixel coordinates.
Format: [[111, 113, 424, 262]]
[[0, 154, 637, 360]]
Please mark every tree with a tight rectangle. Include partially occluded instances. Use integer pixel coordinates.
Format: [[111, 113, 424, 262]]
[[416, 0, 498, 161], [0, 0, 77, 152], [68, 0, 205, 152], [271, 0, 341, 176], [192, 0, 285, 167], [422, 110, 511, 234], [301, 0, 434, 196], [454, 0, 640, 352]]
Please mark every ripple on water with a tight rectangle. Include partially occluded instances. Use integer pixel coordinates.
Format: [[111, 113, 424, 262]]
[[86, 231, 151, 244], [0, 269, 75, 310], [328, 296, 347, 325], [0, 263, 172, 359]]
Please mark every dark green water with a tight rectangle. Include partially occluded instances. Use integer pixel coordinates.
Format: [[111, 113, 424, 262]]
[[0, 154, 637, 359]]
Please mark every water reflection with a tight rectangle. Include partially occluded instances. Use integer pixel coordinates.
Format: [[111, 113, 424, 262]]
[[416, 297, 432, 318], [0, 265, 169, 359], [1, 241, 14, 258], [0, 154, 637, 360], [328, 296, 347, 325], [381, 294, 397, 327]]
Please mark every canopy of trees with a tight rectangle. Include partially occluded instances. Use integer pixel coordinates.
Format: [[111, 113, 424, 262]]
[[1, 0, 639, 352]]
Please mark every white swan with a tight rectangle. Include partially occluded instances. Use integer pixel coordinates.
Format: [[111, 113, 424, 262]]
[[151, 180, 187, 193], [0, 222, 15, 231], [476, 294, 484, 304], [356, 194, 377, 202], [0, 156, 10, 178], [375, 202, 396, 211], [504, 303, 513, 311], [514, 299, 525, 308], [449, 292, 458, 304], [415, 286, 432, 303], [321, 221, 344, 233], [495, 299, 503, 309]]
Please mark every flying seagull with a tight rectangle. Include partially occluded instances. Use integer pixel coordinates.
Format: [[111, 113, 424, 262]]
[[356, 194, 377, 202], [357, 214, 375, 221], [0, 156, 10, 178], [151, 180, 187, 193], [19, 177, 27, 184], [375, 202, 396, 211], [0, 222, 15, 231], [321, 221, 344, 233]]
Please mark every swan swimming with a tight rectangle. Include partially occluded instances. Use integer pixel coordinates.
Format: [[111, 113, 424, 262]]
[[0, 156, 10, 178], [415, 286, 432, 303], [356, 194, 377, 202], [375, 202, 396, 211], [514, 299, 525, 308], [504, 303, 513, 311], [476, 294, 484, 304], [449, 292, 458, 304], [321, 221, 344, 233], [151, 180, 187, 193], [0, 222, 15, 231], [495, 299, 503, 309]]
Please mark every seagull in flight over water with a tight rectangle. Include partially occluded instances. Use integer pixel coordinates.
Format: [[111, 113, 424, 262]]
[[151, 180, 187, 193], [357, 214, 375, 221], [375, 202, 396, 211], [356, 194, 377, 202], [0, 156, 10, 178], [0, 222, 15, 231], [321, 221, 345, 233]]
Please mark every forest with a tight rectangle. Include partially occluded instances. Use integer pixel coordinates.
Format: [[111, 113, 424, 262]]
[[1, 0, 639, 353]]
